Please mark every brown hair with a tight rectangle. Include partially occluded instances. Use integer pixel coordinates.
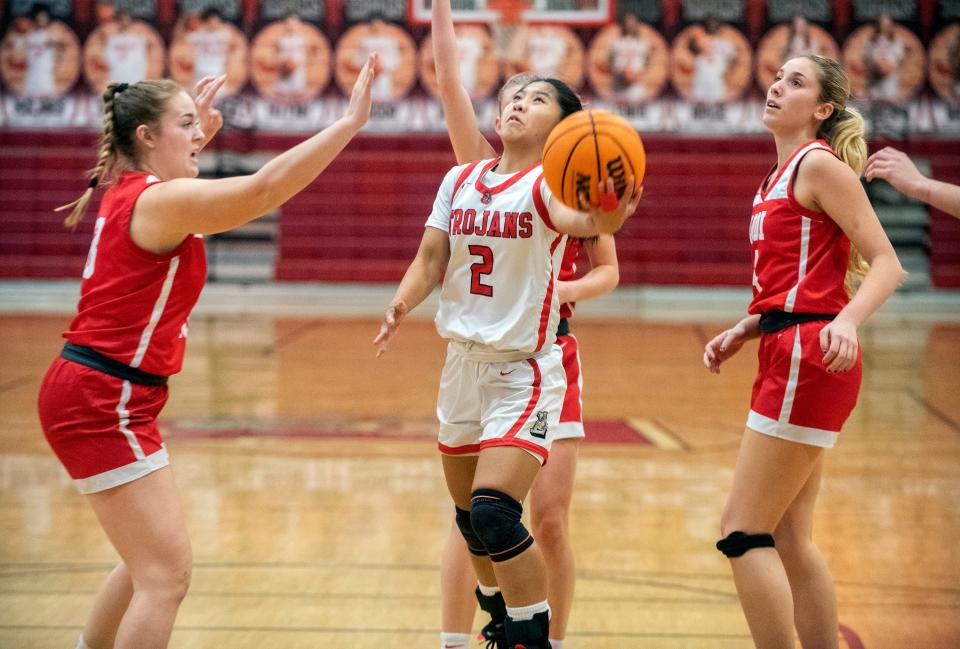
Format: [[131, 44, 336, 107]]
[[803, 54, 869, 297], [56, 79, 182, 229]]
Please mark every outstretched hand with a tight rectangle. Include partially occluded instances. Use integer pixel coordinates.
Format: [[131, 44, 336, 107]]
[[193, 75, 226, 149], [578, 176, 643, 234], [344, 52, 379, 130], [373, 299, 408, 357], [864, 146, 925, 199]]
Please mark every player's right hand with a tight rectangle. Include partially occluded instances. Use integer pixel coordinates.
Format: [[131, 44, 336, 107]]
[[864, 146, 925, 199], [344, 52, 378, 130], [703, 318, 757, 374], [580, 176, 642, 234], [373, 299, 407, 357]]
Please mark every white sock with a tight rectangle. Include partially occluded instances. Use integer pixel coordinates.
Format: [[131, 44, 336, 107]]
[[549, 639, 564, 649], [439, 631, 471, 649], [477, 582, 500, 597], [506, 600, 550, 621], [75, 637, 92, 649]]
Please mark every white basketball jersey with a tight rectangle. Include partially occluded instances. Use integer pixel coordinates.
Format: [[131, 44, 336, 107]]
[[106, 32, 148, 84], [426, 159, 567, 356]]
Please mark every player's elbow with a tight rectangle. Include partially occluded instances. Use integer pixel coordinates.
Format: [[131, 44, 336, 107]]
[[607, 265, 620, 290]]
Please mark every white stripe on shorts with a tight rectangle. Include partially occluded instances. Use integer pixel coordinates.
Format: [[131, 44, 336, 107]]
[[116, 380, 146, 460], [75, 447, 170, 494]]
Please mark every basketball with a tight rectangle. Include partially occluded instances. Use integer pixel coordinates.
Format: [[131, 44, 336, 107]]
[[541, 109, 645, 210]]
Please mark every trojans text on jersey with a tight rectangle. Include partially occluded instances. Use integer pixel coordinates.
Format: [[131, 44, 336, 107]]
[[448, 208, 534, 239]]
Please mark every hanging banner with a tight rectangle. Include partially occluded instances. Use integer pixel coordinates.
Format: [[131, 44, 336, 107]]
[[928, 23, 960, 105], [334, 20, 417, 102], [587, 16, 670, 102], [83, 12, 166, 93], [251, 17, 331, 104], [755, 18, 840, 91], [671, 20, 753, 103], [168, 8, 249, 96], [419, 25, 499, 102], [0, 7, 82, 127], [842, 16, 926, 104], [502, 24, 585, 90]]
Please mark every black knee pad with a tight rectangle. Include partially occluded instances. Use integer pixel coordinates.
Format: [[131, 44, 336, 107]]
[[455, 506, 488, 556], [470, 488, 534, 562], [717, 530, 775, 557]]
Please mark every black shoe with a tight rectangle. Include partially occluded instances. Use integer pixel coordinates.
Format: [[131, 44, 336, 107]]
[[475, 587, 507, 649], [505, 610, 551, 649]]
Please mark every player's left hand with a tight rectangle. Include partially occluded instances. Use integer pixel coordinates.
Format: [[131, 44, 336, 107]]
[[819, 316, 859, 373], [373, 299, 408, 357], [194, 75, 226, 149], [579, 176, 643, 234]]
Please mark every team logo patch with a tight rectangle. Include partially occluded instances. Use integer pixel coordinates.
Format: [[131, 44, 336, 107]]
[[480, 191, 492, 204], [529, 410, 549, 439]]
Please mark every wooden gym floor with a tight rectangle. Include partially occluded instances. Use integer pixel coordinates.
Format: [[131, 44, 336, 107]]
[[0, 311, 958, 648]]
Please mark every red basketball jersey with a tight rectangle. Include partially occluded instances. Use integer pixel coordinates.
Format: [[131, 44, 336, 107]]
[[558, 238, 581, 319], [748, 140, 850, 316], [63, 171, 207, 376]]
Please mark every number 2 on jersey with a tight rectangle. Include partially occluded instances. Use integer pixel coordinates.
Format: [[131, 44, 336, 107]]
[[469, 245, 493, 297]]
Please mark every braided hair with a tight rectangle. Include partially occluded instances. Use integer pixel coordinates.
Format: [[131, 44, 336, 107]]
[[57, 79, 181, 229]]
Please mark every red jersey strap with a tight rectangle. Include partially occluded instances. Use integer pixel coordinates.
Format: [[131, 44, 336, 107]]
[[532, 174, 559, 232], [453, 161, 481, 199]]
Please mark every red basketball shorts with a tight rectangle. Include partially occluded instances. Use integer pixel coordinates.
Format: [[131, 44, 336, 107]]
[[554, 333, 585, 441], [38, 357, 170, 494], [747, 321, 862, 448]]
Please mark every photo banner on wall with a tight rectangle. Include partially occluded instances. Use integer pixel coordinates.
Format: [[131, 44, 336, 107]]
[[83, 11, 166, 94], [1, 2, 959, 136], [168, 3, 249, 97], [419, 25, 499, 101], [755, 18, 839, 91], [0, 4, 84, 127]]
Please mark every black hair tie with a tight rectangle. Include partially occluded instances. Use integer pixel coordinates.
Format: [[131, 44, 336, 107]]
[[115, 83, 129, 94], [88, 177, 99, 189]]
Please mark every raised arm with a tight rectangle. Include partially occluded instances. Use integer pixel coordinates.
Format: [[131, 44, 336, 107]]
[[132, 54, 378, 251], [374, 227, 451, 356], [432, 0, 496, 163], [865, 146, 960, 218]]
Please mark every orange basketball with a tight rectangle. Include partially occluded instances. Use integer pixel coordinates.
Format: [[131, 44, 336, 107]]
[[541, 109, 645, 210]]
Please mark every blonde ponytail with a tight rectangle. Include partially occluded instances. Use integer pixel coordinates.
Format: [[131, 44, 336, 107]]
[[820, 105, 867, 175], [804, 54, 870, 296]]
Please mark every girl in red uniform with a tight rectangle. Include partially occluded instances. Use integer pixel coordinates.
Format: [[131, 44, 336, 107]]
[[427, 1, 619, 648], [40, 57, 377, 649], [703, 55, 904, 649]]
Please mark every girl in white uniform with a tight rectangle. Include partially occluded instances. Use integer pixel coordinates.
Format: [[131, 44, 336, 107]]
[[375, 79, 640, 649], [427, 1, 622, 647]]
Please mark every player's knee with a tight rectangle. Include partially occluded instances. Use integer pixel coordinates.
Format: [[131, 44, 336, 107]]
[[531, 507, 567, 551], [135, 543, 193, 602], [470, 488, 534, 562], [136, 560, 192, 603], [716, 530, 775, 558], [455, 506, 488, 556]]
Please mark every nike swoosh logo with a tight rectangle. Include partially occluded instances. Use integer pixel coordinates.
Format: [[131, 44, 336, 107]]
[[500, 370, 515, 376]]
